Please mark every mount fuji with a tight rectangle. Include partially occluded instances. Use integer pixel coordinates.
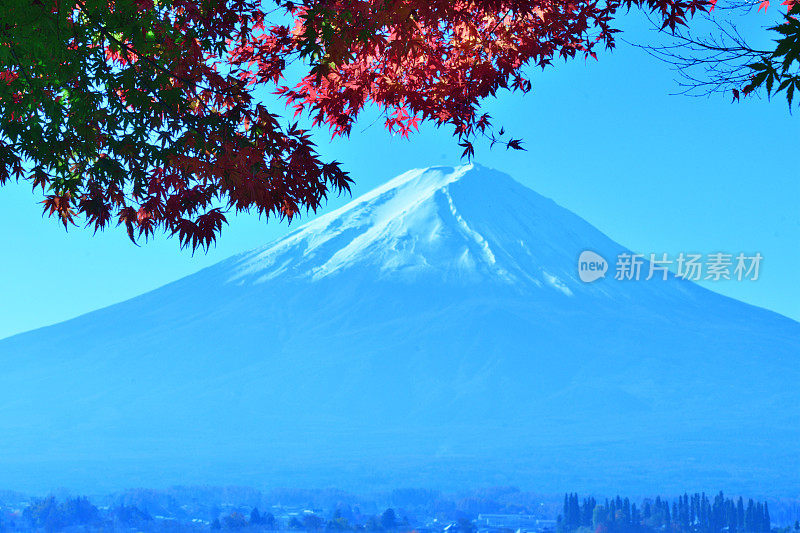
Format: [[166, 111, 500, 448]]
[[0, 164, 798, 495]]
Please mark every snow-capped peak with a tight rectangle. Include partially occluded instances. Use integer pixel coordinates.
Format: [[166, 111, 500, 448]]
[[227, 164, 619, 294]]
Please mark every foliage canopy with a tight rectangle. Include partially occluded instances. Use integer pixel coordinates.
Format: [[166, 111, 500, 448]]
[[2, 0, 715, 250]]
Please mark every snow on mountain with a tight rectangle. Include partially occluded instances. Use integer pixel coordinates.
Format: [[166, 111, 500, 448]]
[[230, 164, 609, 285], [0, 164, 797, 495]]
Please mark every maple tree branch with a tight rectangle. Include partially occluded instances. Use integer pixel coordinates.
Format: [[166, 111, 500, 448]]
[[0, 28, 35, 85], [73, 0, 248, 100], [486, 9, 514, 37]]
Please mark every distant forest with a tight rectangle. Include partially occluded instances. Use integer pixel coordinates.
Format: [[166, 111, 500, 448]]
[[559, 493, 779, 533], [1, 487, 799, 532]]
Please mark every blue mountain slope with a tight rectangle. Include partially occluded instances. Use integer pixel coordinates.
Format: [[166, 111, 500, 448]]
[[0, 164, 797, 494]]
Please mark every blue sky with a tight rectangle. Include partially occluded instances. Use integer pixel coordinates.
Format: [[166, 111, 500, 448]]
[[0, 10, 797, 340]]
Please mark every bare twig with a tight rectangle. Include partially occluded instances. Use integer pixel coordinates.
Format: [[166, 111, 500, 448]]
[[627, 8, 773, 96]]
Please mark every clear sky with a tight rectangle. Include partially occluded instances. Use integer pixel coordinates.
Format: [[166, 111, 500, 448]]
[[0, 11, 797, 340]]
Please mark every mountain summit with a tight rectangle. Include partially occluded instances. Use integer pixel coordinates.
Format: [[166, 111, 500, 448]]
[[0, 164, 798, 494], [229, 164, 604, 289]]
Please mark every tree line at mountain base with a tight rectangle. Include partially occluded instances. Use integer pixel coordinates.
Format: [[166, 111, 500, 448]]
[[559, 492, 778, 533], [2, 489, 799, 532]]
